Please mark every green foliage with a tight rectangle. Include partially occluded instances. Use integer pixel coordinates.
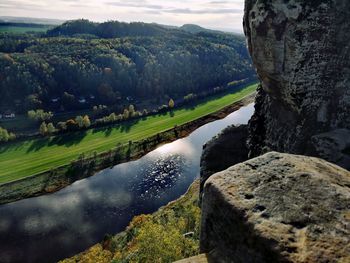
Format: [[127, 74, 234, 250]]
[[39, 122, 48, 136], [0, 127, 15, 142], [28, 109, 53, 121], [0, 22, 52, 33], [57, 122, 67, 131], [75, 115, 84, 128], [0, 84, 257, 183], [0, 20, 254, 113], [47, 123, 56, 134], [46, 19, 169, 38], [61, 181, 201, 263], [184, 93, 197, 102]]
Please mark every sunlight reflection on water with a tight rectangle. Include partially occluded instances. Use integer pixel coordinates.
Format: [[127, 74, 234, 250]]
[[0, 104, 254, 263]]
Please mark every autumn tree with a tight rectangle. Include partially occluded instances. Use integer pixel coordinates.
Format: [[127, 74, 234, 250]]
[[82, 115, 91, 128], [168, 99, 175, 109], [39, 122, 48, 136]]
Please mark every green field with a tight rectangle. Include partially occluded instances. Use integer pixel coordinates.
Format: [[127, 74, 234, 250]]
[[0, 84, 257, 184], [0, 25, 52, 33]]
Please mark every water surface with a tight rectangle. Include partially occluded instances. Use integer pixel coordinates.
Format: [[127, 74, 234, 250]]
[[0, 104, 254, 263]]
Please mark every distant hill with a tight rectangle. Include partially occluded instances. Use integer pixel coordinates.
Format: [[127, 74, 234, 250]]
[[180, 24, 245, 39], [47, 19, 243, 39], [180, 24, 213, 34], [0, 16, 63, 25], [0, 22, 54, 33], [0, 18, 255, 113], [46, 19, 181, 38]]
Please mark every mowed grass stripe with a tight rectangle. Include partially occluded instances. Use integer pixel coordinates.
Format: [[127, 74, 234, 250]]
[[0, 84, 257, 183]]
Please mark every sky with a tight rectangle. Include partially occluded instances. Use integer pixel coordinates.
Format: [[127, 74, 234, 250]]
[[0, 0, 245, 32]]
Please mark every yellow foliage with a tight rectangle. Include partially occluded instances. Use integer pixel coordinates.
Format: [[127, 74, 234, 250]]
[[62, 181, 201, 263], [59, 245, 112, 263], [168, 99, 175, 109]]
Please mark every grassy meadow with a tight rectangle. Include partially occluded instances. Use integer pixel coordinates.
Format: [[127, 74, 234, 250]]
[[0, 83, 257, 184], [0, 25, 52, 33]]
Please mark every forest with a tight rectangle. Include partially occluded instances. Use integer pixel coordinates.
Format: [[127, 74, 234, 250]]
[[0, 19, 255, 114]]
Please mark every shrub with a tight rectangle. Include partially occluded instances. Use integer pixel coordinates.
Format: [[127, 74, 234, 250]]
[[57, 122, 67, 131], [0, 127, 16, 142], [39, 122, 48, 136], [83, 115, 91, 128], [47, 123, 56, 134], [168, 99, 175, 109], [28, 109, 53, 121], [66, 119, 78, 131]]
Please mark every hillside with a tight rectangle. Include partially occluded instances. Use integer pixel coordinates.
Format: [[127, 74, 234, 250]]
[[61, 180, 201, 263], [0, 19, 255, 114]]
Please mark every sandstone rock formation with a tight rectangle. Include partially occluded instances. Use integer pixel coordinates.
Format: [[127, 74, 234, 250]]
[[200, 152, 350, 263], [200, 125, 249, 198], [310, 129, 350, 170], [243, 0, 350, 168]]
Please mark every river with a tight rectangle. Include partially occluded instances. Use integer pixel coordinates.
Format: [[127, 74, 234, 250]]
[[0, 104, 254, 263]]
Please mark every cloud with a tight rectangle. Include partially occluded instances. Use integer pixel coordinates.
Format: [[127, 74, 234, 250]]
[[106, 1, 164, 10], [162, 8, 242, 15], [0, 0, 245, 32]]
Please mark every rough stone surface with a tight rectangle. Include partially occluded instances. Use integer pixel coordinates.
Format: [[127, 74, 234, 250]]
[[310, 129, 350, 170], [200, 152, 350, 263], [243, 0, 350, 168], [200, 125, 249, 198]]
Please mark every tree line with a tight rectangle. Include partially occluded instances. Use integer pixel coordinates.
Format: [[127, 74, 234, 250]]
[[0, 19, 255, 114]]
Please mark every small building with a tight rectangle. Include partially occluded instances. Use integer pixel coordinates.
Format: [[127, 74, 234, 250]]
[[89, 95, 95, 100], [4, 110, 15, 119], [78, 97, 87, 104], [51, 98, 60, 103]]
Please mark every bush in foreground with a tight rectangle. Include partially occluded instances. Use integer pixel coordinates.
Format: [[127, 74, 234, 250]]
[[60, 181, 201, 263]]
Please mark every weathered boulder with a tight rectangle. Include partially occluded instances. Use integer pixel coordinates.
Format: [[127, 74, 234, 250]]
[[200, 152, 350, 262], [200, 125, 249, 198], [243, 0, 350, 168], [310, 129, 350, 170]]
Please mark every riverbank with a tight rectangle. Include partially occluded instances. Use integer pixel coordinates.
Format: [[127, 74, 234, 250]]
[[61, 180, 201, 263], [0, 91, 255, 205]]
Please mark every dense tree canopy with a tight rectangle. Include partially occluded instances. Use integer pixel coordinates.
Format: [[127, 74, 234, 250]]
[[0, 19, 255, 113]]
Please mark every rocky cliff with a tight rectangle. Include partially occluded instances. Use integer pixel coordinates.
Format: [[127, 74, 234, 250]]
[[201, 152, 350, 262], [243, 0, 350, 169], [197, 1, 350, 262], [200, 125, 249, 198]]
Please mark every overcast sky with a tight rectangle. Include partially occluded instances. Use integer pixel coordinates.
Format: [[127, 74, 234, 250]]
[[0, 0, 245, 32]]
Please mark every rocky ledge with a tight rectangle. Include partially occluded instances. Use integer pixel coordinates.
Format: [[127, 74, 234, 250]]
[[200, 125, 249, 199], [244, 0, 350, 168], [200, 152, 350, 262]]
